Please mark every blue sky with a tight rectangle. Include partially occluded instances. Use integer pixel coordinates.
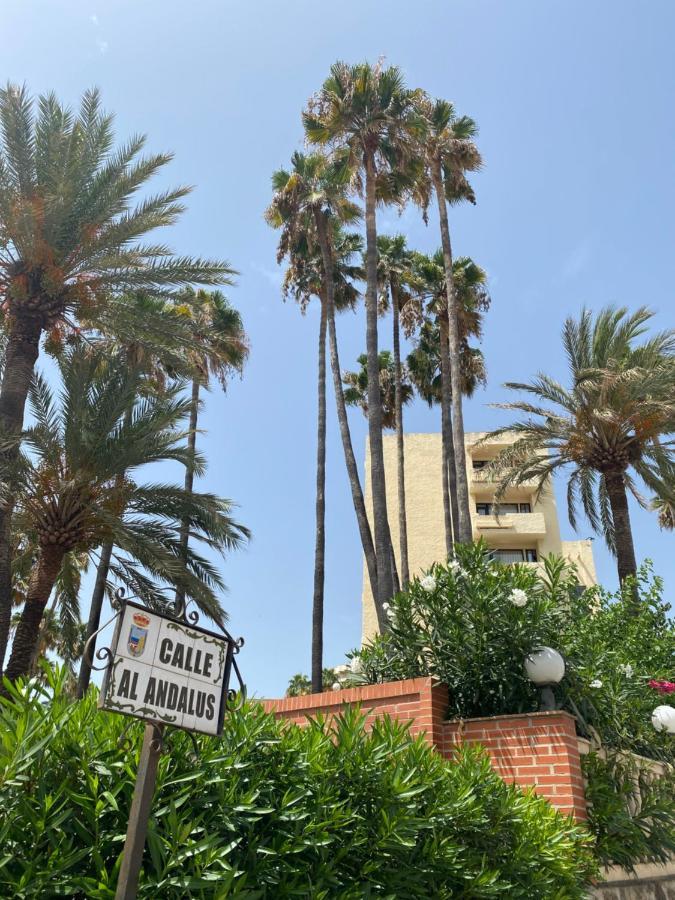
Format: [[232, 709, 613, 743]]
[[2, 1, 674, 697]]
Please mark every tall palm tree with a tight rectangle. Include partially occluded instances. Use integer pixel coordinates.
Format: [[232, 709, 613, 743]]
[[170, 288, 248, 616], [5, 346, 249, 682], [408, 251, 489, 551], [375, 235, 415, 585], [77, 292, 204, 696], [486, 306, 675, 586], [0, 85, 234, 668], [414, 94, 482, 544], [304, 61, 424, 607], [266, 153, 388, 663], [285, 228, 370, 683]]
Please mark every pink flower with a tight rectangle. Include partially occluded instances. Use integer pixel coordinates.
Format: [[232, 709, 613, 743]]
[[649, 679, 675, 694]]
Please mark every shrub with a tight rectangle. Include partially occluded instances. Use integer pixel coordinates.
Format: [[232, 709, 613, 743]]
[[353, 543, 564, 718], [582, 752, 675, 869], [0, 666, 595, 898], [351, 543, 675, 869]]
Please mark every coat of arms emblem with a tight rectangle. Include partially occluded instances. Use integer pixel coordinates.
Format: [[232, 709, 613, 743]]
[[128, 612, 151, 657]]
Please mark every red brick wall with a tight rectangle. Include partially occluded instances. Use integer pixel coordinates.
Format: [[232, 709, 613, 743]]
[[441, 712, 587, 820], [262, 676, 446, 746], [262, 678, 587, 821]]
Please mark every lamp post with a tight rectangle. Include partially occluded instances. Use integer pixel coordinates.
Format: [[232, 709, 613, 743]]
[[524, 647, 565, 711], [651, 705, 675, 734]]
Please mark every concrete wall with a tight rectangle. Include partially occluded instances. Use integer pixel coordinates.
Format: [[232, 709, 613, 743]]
[[362, 432, 597, 642]]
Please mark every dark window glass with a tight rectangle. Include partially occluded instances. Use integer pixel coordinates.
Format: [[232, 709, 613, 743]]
[[476, 503, 491, 516], [472, 460, 488, 469], [519, 503, 532, 513], [492, 549, 525, 564], [491, 548, 538, 564]]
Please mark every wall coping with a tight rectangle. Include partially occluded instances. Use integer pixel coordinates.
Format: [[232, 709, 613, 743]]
[[444, 709, 577, 726], [262, 676, 436, 712]]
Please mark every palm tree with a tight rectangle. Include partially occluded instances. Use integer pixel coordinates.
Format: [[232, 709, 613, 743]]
[[486, 306, 675, 586], [286, 667, 337, 697], [11, 607, 86, 676], [5, 346, 249, 682], [408, 252, 489, 551], [343, 352, 414, 427], [0, 85, 235, 668], [414, 94, 482, 544], [170, 288, 248, 616], [304, 61, 424, 607], [266, 152, 387, 668], [11, 541, 88, 675], [77, 291, 208, 697], [653, 494, 675, 531], [375, 235, 415, 585]]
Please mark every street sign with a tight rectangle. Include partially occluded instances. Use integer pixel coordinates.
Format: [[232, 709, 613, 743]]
[[100, 601, 231, 736], [92, 597, 245, 899]]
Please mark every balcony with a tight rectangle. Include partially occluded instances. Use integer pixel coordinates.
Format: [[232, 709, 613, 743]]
[[473, 512, 546, 540], [469, 469, 541, 493]]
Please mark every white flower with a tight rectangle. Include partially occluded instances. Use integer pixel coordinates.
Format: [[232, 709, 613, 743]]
[[332, 682, 341, 691], [386, 606, 395, 620], [589, 679, 603, 689], [382, 602, 390, 611], [420, 575, 436, 592], [509, 588, 528, 608], [448, 559, 461, 574], [618, 663, 634, 678], [350, 655, 363, 674]]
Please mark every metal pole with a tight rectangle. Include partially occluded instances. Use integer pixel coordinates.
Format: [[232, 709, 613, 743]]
[[115, 722, 164, 900]]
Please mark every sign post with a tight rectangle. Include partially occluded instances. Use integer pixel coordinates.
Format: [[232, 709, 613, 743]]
[[90, 598, 244, 900], [115, 723, 164, 900]]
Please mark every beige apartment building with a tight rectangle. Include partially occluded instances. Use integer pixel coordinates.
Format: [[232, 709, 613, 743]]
[[362, 432, 597, 641]]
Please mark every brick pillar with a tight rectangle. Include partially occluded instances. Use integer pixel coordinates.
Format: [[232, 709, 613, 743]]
[[442, 711, 587, 820]]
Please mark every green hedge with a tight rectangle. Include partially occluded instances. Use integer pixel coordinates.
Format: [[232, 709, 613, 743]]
[[0, 667, 595, 898]]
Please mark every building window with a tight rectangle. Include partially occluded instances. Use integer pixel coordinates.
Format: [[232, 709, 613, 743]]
[[491, 548, 538, 564], [476, 502, 532, 516], [472, 459, 489, 469]]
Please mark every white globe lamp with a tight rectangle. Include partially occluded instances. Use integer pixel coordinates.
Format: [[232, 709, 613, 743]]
[[651, 705, 675, 734], [524, 647, 565, 711]]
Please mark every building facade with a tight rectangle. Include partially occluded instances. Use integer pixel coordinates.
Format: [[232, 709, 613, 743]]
[[362, 432, 596, 641]]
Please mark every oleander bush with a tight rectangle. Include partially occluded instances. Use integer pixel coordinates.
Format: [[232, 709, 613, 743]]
[[0, 666, 595, 898], [582, 752, 675, 869], [350, 542, 675, 869]]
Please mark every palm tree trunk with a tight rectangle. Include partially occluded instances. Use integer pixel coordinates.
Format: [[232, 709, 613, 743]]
[[0, 317, 42, 672], [76, 539, 113, 697], [388, 522, 400, 595], [311, 300, 327, 694], [4, 544, 65, 683], [174, 376, 200, 616], [77, 399, 136, 698], [432, 157, 472, 544], [313, 210, 382, 627], [364, 150, 394, 605], [605, 470, 638, 585], [391, 279, 410, 587], [439, 315, 460, 549]]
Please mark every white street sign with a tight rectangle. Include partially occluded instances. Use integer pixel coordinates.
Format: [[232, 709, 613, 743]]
[[100, 602, 230, 735]]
